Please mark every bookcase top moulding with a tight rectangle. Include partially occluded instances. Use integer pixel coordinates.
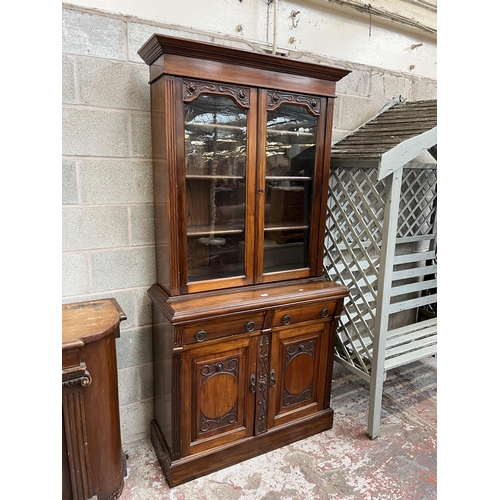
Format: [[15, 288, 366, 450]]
[[137, 33, 351, 93]]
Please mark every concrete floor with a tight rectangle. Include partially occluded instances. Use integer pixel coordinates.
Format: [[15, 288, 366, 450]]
[[119, 356, 437, 500]]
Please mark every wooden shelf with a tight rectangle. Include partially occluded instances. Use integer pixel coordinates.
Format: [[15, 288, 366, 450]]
[[264, 222, 308, 232], [267, 129, 315, 137], [186, 175, 245, 180], [186, 123, 247, 132], [187, 265, 245, 281], [266, 176, 312, 181], [187, 224, 244, 237]]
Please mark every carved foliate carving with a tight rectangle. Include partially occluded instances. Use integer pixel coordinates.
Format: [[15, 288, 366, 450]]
[[200, 404, 238, 432], [255, 332, 270, 434], [200, 358, 239, 380], [267, 91, 321, 116], [183, 79, 250, 108], [285, 341, 316, 365]]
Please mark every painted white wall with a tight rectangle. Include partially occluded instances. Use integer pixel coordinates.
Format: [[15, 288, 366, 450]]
[[65, 0, 437, 78]]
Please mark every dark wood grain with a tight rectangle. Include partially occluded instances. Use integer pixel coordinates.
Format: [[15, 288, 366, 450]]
[[150, 78, 171, 293], [62, 299, 125, 500], [143, 36, 349, 295], [148, 279, 348, 485], [316, 96, 336, 276], [152, 408, 334, 487]]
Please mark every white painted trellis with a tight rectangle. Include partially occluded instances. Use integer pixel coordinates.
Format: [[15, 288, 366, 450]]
[[323, 98, 437, 439]]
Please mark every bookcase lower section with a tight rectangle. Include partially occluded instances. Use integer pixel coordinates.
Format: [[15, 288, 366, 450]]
[[151, 408, 334, 487], [147, 279, 348, 487]]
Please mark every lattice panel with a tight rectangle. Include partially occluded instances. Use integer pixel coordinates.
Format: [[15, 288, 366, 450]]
[[324, 167, 386, 374], [324, 165, 437, 376], [398, 168, 437, 238]]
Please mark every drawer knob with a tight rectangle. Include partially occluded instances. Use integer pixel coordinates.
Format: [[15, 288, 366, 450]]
[[282, 314, 291, 326], [320, 307, 329, 318], [195, 329, 207, 342], [246, 320, 256, 332]]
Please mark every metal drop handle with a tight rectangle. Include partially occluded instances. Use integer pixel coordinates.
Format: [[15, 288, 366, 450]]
[[282, 314, 291, 326]]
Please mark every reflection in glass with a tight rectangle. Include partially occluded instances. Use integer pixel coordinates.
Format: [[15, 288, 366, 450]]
[[184, 95, 248, 282], [263, 104, 318, 274]]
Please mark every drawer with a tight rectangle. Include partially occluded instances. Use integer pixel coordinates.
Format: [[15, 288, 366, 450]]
[[183, 312, 265, 345], [271, 300, 336, 327]]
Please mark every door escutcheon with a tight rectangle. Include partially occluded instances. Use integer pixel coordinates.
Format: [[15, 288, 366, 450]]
[[250, 374, 256, 393], [269, 369, 276, 387]]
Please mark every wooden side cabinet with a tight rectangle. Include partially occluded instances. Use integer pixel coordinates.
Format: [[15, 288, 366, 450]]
[[149, 280, 348, 486], [138, 34, 351, 487], [62, 299, 126, 500]]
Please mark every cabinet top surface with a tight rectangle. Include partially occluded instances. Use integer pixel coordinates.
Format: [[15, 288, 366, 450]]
[[62, 298, 126, 350], [137, 33, 350, 83], [150, 279, 349, 323]]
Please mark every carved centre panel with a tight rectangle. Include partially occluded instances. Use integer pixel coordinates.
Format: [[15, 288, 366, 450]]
[[198, 358, 239, 433], [283, 340, 316, 406]]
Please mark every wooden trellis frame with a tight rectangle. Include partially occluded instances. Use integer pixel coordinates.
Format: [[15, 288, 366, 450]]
[[324, 98, 437, 439]]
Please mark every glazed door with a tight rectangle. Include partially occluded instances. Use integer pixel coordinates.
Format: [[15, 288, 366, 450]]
[[182, 79, 258, 293], [182, 336, 258, 455], [255, 90, 329, 284], [267, 321, 330, 430]]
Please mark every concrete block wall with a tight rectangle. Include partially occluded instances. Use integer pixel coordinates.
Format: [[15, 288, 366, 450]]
[[61, 5, 437, 444]]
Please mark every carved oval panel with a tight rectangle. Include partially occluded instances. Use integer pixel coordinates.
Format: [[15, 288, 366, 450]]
[[200, 373, 238, 419], [284, 353, 314, 395]]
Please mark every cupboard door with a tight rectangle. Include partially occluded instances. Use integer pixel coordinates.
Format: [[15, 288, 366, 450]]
[[182, 335, 257, 455], [267, 321, 330, 429], [182, 80, 257, 293], [256, 91, 328, 283]]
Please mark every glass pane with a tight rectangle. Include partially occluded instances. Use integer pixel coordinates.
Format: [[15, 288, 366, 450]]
[[263, 104, 318, 274], [184, 94, 247, 282]]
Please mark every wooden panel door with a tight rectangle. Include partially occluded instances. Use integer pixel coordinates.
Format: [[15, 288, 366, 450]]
[[182, 335, 258, 455], [267, 321, 330, 429]]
